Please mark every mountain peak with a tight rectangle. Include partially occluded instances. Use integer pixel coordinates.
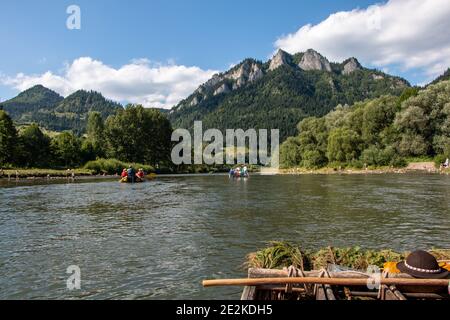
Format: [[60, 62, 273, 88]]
[[342, 57, 362, 75], [6, 84, 63, 106], [298, 49, 332, 72], [269, 49, 292, 71]]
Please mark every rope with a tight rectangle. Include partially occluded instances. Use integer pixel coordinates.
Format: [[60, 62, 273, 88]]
[[377, 270, 389, 300]]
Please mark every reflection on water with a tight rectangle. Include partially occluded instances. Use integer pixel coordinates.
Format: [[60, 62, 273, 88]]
[[0, 174, 449, 299]]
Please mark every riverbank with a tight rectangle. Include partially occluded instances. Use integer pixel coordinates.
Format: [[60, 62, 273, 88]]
[[279, 162, 450, 175], [2, 162, 449, 180], [0, 168, 115, 180]]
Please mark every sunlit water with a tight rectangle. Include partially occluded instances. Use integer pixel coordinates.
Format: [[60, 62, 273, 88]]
[[0, 174, 449, 299]]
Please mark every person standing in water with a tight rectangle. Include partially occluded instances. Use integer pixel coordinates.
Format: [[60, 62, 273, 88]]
[[127, 166, 135, 183]]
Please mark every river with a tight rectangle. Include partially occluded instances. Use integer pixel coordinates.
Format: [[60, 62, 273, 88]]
[[0, 174, 449, 299]]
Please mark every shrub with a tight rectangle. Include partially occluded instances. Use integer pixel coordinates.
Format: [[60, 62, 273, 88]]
[[84, 158, 155, 175]]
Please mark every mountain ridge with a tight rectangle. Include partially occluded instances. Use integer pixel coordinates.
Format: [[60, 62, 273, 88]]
[[2, 86, 122, 133], [168, 49, 411, 140]]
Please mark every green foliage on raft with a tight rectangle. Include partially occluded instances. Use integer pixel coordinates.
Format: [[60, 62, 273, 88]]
[[246, 241, 450, 270]]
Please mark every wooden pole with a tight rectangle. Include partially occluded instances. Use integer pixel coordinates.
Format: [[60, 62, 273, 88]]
[[203, 277, 450, 287]]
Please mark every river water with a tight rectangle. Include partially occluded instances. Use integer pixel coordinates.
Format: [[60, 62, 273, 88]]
[[0, 174, 449, 299]]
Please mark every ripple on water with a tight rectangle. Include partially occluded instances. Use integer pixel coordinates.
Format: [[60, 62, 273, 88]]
[[0, 174, 449, 299]]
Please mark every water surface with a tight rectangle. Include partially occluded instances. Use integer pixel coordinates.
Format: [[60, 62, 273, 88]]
[[0, 174, 449, 299]]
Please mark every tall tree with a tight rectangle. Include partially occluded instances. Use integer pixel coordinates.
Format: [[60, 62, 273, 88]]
[[104, 105, 172, 165], [18, 124, 52, 167], [0, 110, 18, 166], [51, 132, 81, 167], [87, 111, 105, 157]]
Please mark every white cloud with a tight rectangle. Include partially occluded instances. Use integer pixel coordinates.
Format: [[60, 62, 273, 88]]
[[275, 0, 450, 81], [1, 57, 217, 109]]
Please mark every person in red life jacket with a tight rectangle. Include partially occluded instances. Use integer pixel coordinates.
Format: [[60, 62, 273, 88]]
[[136, 168, 145, 181], [121, 168, 128, 180]]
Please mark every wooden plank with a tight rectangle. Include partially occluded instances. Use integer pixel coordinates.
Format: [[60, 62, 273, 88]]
[[390, 285, 407, 300], [255, 285, 305, 293], [203, 277, 449, 287], [346, 291, 449, 299], [241, 285, 256, 300], [316, 285, 327, 300], [325, 285, 336, 300]]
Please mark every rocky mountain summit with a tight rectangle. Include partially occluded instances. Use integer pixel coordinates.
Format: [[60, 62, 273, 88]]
[[172, 49, 406, 112], [298, 49, 332, 72], [269, 49, 292, 70], [168, 48, 411, 141]]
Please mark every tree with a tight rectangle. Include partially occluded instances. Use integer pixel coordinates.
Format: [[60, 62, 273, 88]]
[[361, 96, 397, 147], [104, 105, 172, 165], [393, 81, 450, 156], [87, 111, 105, 157], [327, 128, 362, 162], [0, 110, 18, 166], [18, 124, 52, 167], [51, 132, 81, 167], [280, 137, 302, 167]]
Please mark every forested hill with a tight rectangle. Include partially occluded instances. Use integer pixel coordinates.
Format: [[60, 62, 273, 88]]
[[2, 86, 122, 134], [1, 85, 64, 119], [168, 49, 411, 141]]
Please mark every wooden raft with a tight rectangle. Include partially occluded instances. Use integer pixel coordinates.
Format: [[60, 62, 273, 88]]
[[238, 268, 450, 300]]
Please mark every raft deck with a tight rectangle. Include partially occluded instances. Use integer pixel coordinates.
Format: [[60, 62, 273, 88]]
[[239, 267, 450, 300]]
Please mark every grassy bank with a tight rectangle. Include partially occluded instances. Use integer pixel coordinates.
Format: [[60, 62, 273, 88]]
[[279, 166, 408, 175], [1, 168, 94, 178], [280, 162, 450, 175], [246, 242, 450, 270], [0, 158, 157, 178]]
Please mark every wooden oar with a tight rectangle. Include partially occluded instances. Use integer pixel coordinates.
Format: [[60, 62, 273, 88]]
[[203, 277, 450, 287]]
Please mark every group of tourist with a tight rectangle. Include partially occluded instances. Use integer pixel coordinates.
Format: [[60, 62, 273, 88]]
[[229, 166, 249, 178], [121, 166, 145, 183]]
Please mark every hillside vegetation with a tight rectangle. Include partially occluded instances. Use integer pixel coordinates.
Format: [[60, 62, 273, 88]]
[[279, 81, 450, 169]]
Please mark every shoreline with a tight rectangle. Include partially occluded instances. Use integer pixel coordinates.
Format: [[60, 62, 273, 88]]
[[1, 163, 449, 181], [277, 168, 449, 175], [278, 162, 450, 175]]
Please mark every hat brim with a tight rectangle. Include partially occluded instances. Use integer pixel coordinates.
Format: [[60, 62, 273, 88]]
[[396, 261, 450, 279]]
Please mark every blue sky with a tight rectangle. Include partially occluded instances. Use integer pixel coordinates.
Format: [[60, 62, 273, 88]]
[[1, 0, 449, 107]]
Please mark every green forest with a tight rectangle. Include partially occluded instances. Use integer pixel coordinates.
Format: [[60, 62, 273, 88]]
[[279, 80, 450, 169], [0, 105, 172, 174]]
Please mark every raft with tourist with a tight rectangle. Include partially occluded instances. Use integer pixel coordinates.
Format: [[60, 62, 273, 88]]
[[120, 167, 149, 183], [229, 166, 250, 179], [203, 244, 450, 300]]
